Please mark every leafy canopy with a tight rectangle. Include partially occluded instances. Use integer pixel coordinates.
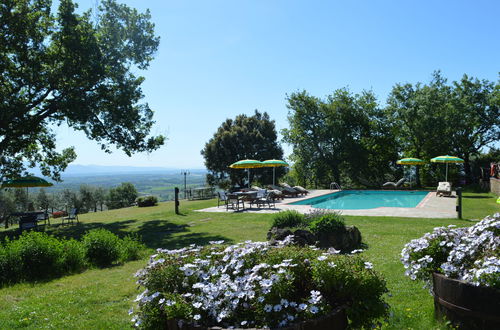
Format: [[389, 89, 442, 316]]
[[201, 111, 284, 188], [0, 0, 165, 181]]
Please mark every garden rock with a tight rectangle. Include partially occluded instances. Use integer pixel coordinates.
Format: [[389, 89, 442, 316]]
[[292, 229, 317, 246], [316, 226, 362, 251], [267, 227, 293, 244]]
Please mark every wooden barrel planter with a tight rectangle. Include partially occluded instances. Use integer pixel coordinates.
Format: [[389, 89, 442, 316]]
[[165, 305, 347, 330], [432, 272, 500, 329]]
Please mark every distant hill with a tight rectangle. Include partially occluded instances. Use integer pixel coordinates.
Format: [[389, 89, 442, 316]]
[[32, 164, 206, 177]]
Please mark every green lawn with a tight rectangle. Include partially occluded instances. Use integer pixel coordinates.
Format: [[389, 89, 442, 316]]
[[0, 193, 498, 329]]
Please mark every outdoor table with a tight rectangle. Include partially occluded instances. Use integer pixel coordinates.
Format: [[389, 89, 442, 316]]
[[11, 211, 44, 231], [233, 191, 258, 204]]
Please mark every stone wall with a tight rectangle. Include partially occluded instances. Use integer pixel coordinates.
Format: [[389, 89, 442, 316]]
[[491, 177, 500, 196]]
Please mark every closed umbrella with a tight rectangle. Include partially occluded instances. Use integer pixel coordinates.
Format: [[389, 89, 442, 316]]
[[229, 160, 264, 188], [262, 159, 289, 186], [396, 158, 425, 187], [430, 155, 464, 182]]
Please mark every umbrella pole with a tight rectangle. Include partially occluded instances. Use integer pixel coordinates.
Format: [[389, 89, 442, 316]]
[[446, 163, 448, 182], [273, 167, 276, 186], [248, 169, 250, 188]]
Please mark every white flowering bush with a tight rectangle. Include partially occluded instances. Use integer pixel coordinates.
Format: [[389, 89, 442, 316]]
[[131, 238, 388, 329], [401, 214, 500, 289]]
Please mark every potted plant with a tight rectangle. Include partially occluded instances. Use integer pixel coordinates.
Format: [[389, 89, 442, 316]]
[[401, 214, 500, 329], [131, 237, 388, 329]]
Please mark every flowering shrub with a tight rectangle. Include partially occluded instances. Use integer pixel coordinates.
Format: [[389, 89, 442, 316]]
[[131, 238, 388, 329], [401, 214, 500, 289]]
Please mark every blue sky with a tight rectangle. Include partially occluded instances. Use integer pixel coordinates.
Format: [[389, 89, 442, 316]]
[[56, 0, 500, 168]]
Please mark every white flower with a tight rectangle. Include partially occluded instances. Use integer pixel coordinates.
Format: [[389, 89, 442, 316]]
[[298, 303, 307, 310], [193, 314, 201, 320], [264, 304, 273, 312], [317, 255, 327, 261], [310, 306, 319, 314], [273, 304, 282, 312], [193, 302, 202, 308], [364, 262, 373, 269]]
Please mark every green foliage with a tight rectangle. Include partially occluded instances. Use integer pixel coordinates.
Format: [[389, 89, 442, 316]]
[[271, 210, 308, 229], [120, 234, 146, 262], [0, 0, 164, 181], [134, 243, 388, 328], [312, 255, 388, 328], [201, 110, 284, 187], [106, 182, 138, 209], [61, 239, 87, 273], [136, 195, 158, 207], [283, 89, 398, 188], [82, 229, 122, 267], [309, 213, 346, 236], [8, 232, 64, 281]]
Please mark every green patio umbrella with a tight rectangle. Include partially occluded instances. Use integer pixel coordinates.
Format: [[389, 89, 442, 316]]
[[229, 160, 264, 188], [262, 159, 289, 186], [396, 158, 425, 187], [1, 176, 53, 209], [430, 155, 464, 182]]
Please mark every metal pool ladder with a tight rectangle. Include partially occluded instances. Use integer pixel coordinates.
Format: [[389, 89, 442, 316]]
[[330, 182, 342, 190]]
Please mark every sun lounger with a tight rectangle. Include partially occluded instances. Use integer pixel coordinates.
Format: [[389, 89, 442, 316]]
[[268, 185, 299, 197], [437, 182, 452, 197], [293, 185, 309, 195]]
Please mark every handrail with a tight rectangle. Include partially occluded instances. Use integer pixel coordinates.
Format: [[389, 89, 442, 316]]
[[330, 182, 342, 190]]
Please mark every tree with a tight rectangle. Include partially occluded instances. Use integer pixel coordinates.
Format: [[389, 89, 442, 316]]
[[79, 184, 96, 213], [94, 187, 107, 212], [106, 182, 138, 209], [386, 71, 500, 184], [0, 0, 165, 181], [201, 111, 284, 188], [36, 188, 51, 211], [283, 89, 397, 188]]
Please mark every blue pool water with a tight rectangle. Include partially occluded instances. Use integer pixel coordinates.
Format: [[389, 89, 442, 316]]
[[291, 190, 429, 210]]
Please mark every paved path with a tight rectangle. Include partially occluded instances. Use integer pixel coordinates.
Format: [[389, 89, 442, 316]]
[[196, 189, 458, 218]]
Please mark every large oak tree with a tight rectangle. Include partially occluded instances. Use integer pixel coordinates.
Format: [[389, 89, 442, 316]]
[[0, 0, 165, 181]]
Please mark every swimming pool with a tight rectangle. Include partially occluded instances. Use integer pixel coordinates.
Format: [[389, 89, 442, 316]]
[[291, 190, 429, 210]]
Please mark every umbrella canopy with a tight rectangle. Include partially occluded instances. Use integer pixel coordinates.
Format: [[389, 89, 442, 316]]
[[396, 158, 425, 165], [229, 160, 264, 188], [1, 176, 53, 188], [229, 159, 264, 169], [431, 155, 464, 182], [397, 158, 425, 187], [262, 159, 289, 186]]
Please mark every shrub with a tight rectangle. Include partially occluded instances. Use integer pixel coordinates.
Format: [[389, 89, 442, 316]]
[[131, 239, 388, 328], [82, 229, 121, 267], [401, 214, 500, 289], [9, 231, 64, 280], [136, 195, 158, 207], [0, 241, 22, 286], [62, 239, 87, 273], [309, 212, 346, 236], [120, 234, 146, 262], [271, 210, 308, 229]]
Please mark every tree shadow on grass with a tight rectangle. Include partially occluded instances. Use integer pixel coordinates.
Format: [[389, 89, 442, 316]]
[[0, 217, 231, 251], [135, 219, 230, 250]]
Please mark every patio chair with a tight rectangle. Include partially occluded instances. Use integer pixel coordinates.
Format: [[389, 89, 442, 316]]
[[382, 178, 406, 189], [226, 193, 245, 211], [36, 211, 50, 226], [62, 208, 79, 225], [437, 182, 452, 197], [249, 189, 267, 207], [217, 191, 228, 207], [255, 191, 276, 208]]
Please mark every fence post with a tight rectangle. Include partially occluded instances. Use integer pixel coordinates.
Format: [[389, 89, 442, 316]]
[[456, 187, 462, 219], [174, 187, 180, 214]]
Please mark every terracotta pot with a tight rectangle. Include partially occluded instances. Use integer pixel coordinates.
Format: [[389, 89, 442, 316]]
[[166, 305, 347, 330], [432, 272, 500, 329]]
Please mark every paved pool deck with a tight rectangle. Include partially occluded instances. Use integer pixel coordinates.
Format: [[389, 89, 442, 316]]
[[196, 189, 458, 218]]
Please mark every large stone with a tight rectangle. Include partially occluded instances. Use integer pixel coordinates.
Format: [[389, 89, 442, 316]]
[[316, 226, 362, 252], [292, 229, 317, 246], [267, 227, 293, 245]]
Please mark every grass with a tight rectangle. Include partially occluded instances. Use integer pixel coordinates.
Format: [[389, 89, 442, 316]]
[[0, 193, 498, 329]]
